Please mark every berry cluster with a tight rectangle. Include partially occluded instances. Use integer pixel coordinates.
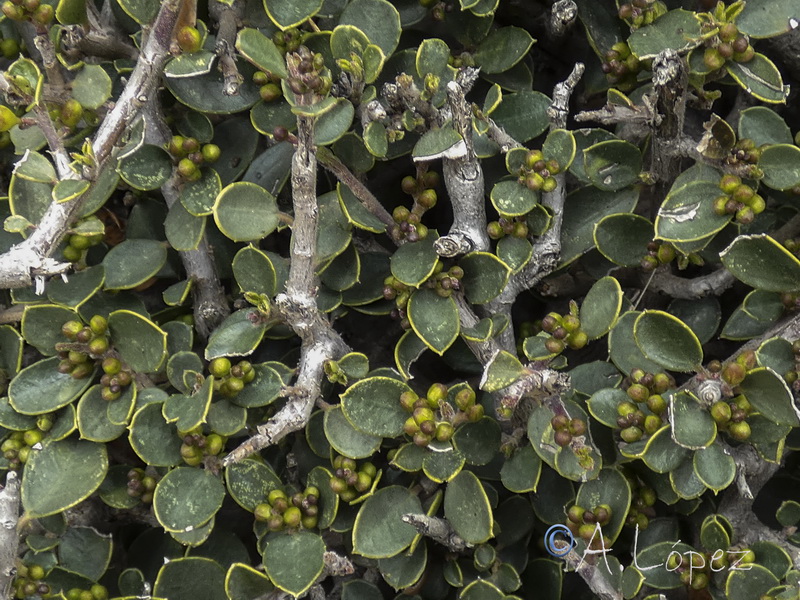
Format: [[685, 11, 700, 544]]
[[126, 468, 158, 504], [176, 25, 203, 54], [98, 358, 132, 402], [550, 414, 587, 448], [625, 483, 657, 530], [12, 563, 50, 600], [447, 51, 475, 69], [1, 0, 53, 26], [617, 0, 666, 28], [702, 22, 755, 71], [50, 98, 85, 131], [254, 70, 283, 103], [710, 395, 752, 441], [540, 305, 589, 355], [63, 585, 109, 600], [168, 135, 220, 182], [486, 216, 528, 240], [208, 357, 256, 398], [254, 487, 320, 531], [285, 46, 331, 98], [402, 385, 484, 448], [640, 240, 677, 272], [617, 369, 674, 443], [713, 174, 765, 225], [179, 430, 225, 466], [390, 171, 440, 242], [329, 455, 377, 502], [519, 149, 560, 193], [58, 316, 113, 380], [272, 27, 302, 54], [565, 503, 613, 549], [62, 230, 103, 263], [1, 417, 50, 471], [600, 42, 641, 90]]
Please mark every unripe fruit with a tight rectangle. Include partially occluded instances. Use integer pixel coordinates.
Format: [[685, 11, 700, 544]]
[[569, 418, 586, 436], [646, 394, 667, 414], [711, 401, 732, 424], [617, 401, 638, 416], [71, 363, 93, 379], [455, 388, 476, 411], [403, 416, 418, 436], [61, 320, 83, 339], [728, 420, 751, 441], [259, 83, 281, 102], [717, 42, 734, 60], [209, 357, 231, 377], [749, 194, 766, 214], [545, 338, 565, 354], [254, 503, 271, 521], [435, 422, 454, 441], [23, 429, 43, 446], [201, 144, 221, 163], [713, 196, 729, 216], [206, 434, 224, 455], [60, 99, 84, 128], [542, 177, 558, 193], [418, 188, 437, 208], [413, 430, 431, 447], [704, 47, 725, 70], [567, 504, 584, 523], [31, 3, 53, 24], [643, 414, 661, 435], [719, 22, 738, 42], [734, 45, 755, 63], [595, 505, 612, 525], [466, 404, 484, 422], [551, 414, 569, 430], [578, 523, 596, 540], [525, 172, 544, 191], [719, 173, 740, 194], [283, 506, 302, 528], [102, 357, 121, 375], [627, 383, 650, 403], [722, 362, 746, 386], [177, 158, 197, 178], [554, 429, 572, 447], [733, 35, 749, 53], [176, 26, 203, 54], [427, 382, 447, 405], [620, 426, 643, 443], [88, 336, 109, 355], [656, 244, 676, 264]]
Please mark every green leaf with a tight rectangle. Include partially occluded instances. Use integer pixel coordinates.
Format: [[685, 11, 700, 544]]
[[77, 385, 128, 442], [480, 350, 524, 392], [671, 392, 717, 449], [378, 540, 427, 591], [444, 470, 493, 545], [225, 563, 274, 600], [108, 310, 167, 373], [324, 405, 382, 458], [394, 329, 427, 380], [655, 181, 730, 242], [128, 402, 183, 467], [337, 182, 386, 233], [72, 64, 112, 110], [165, 201, 205, 252], [164, 52, 216, 79], [473, 26, 534, 74], [737, 0, 799, 38], [452, 417, 501, 466], [52, 179, 90, 204], [560, 185, 639, 265], [543, 128, 576, 170], [307, 466, 339, 529], [668, 297, 721, 345], [163, 377, 213, 433], [490, 91, 551, 143], [363, 121, 388, 157], [490, 180, 538, 217], [739, 367, 800, 426], [693, 441, 736, 492], [738, 106, 793, 146], [607, 311, 666, 376], [118, 144, 172, 191], [496, 236, 533, 273], [213, 182, 279, 242], [181, 168, 221, 216], [338, 0, 402, 57], [262, 531, 325, 596], [47, 265, 104, 309], [20, 304, 77, 356], [699, 514, 731, 551], [459, 251, 511, 304], [340, 376, 410, 437], [205, 309, 268, 360], [235, 28, 288, 78], [580, 276, 622, 339], [500, 444, 542, 493], [224, 459, 282, 512], [423, 448, 465, 483], [627, 9, 702, 58], [58, 526, 112, 581], [633, 310, 703, 372], [9, 356, 93, 415], [21, 438, 107, 518], [412, 126, 464, 160], [352, 486, 422, 558], [314, 99, 355, 146], [390, 235, 439, 289], [232, 246, 277, 297], [165, 60, 261, 114], [583, 140, 642, 192], [154, 467, 225, 533], [640, 426, 690, 473], [407, 288, 460, 355], [587, 388, 629, 428], [103, 239, 167, 291], [759, 144, 800, 190], [154, 557, 226, 600], [726, 53, 788, 103], [721, 234, 800, 292]]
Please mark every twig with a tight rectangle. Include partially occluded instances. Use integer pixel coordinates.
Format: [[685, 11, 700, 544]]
[[32, 30, 66, 88], [30, 105, 75, 180], [435, 77, 490, 258], [548, 0, 578, 38], [315, 146, 398, 240], [0, 0, 183, 290], [60, 25, 139, 61], [223, 112, 349, 466], [209, 0, 243, 97], [555, 543, 623, 600], [650, 49, 687, 183], [401, 513, 471, 552], [484, 118, 522, 153], [0, 471, 21, 600], [648, 267, 735, 299]]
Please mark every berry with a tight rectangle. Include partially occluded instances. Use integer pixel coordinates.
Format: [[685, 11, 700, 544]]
[[704, 47, 725, 70], [61, 320, 83, 339], [554, 429, 572, 447], [646, 394, 667, 414], [627, 383, 649, 403], [176, 26, 203, 54], [722, 362, 746, 385], [545, 338, 565, 354], [711, 401, 732, 424], [201, 144, 221, 163], [567, 504, 585, 523], [728, 420, 751, 441], [259, 83, 282, 102], [620, 426, 643, 443], [88, 336, 109, 355], [210, 357, 231, 377], [719, 174, 741, 194], [418, 188, 437, 209], [733, 45, 755, 63]]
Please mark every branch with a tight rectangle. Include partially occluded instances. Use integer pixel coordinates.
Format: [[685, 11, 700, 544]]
[[648, 267, 735, 299], [0, 0, 183, 290], [223, 113, 349, 466], [401, 513, 471, 552], [555, 545, 623, 600], [649, 49, 687, 182], [209, 0, 243, 97], [60, 24, 139, 61], [435, 77, 491, 258], [547, 0, 578, 38], [0, 471, 21, 600]]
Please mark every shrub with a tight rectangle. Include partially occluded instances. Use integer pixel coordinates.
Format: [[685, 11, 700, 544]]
[[0, 0, 799, 598]]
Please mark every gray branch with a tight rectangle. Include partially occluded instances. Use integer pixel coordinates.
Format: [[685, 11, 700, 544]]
[[401, 513, 471, 552], [0, 471, 21, 600], [436, 78, 490, 258], [548, 0, 578, 38], [209, 0, 243, 97], [0, 0, 183, 290]]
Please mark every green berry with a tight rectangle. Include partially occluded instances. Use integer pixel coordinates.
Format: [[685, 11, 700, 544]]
[[704, 47, 725, 70], [88, 336, 109, 355], [176, 26, 203, 54], [209, 357, 231, 377], [201, 144, 221, 163], [61, 320, 83, 339], [259, 83, 282, 102]]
